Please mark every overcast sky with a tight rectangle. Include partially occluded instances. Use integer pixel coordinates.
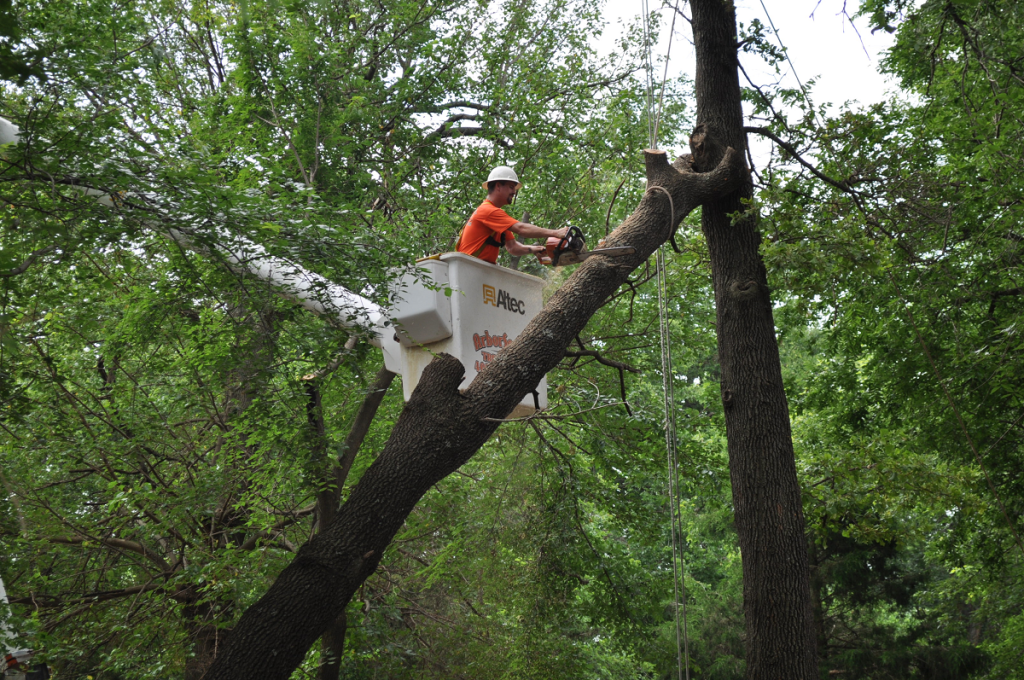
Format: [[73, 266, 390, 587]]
[[595, 0, 900, 160], [600, 0, 898, 104]]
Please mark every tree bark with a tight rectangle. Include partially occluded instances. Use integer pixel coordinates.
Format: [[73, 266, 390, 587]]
[[689, 0, 818, 677], [202, 146, 746, 680], [318, 612, 347, 680]]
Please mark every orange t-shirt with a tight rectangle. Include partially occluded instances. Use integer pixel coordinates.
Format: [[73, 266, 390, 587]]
[[456, 200, 519, 263]]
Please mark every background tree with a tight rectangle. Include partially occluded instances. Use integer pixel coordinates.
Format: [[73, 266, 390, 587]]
[[750, 0, 1024, 676], [688, 0, 819, 675], [7, 0, 1024, 678]]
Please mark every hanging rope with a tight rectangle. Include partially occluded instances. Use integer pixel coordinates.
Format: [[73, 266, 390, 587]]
[[647, 184, 683, 253], [653, 0, 682, 148], [643, 3, 690, 679], [656, 246, 690, 680], [640, 0, 656, 147]]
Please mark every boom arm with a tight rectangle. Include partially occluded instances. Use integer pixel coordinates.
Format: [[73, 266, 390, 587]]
[[0, 118, 402, 373], [0, 575, 34, 672]]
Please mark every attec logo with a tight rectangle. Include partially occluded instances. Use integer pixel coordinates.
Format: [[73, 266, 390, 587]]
[[482, 284, 526, 315]]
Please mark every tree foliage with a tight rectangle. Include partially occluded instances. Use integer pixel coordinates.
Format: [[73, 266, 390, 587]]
[[0, 0, 697, 677], [751, 0, 1024, 676], [3, 0, 1024, 678]]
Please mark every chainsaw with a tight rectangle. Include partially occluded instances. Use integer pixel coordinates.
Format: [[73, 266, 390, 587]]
[[538, 226, 635, 266]]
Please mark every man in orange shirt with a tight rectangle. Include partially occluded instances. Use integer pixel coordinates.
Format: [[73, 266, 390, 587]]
[[456, 166, 568, 264]]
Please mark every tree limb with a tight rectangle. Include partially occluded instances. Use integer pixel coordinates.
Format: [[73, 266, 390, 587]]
[[48, 535, 173, 573], [333, 367, 396, 498], [744, 126, 856, 194], [562, 349, 641, 374], [0, 244, 57, 277], [427, 113, 479, 138], [8, 578, 176, 608], [203, 145, 746, 680], [428, 100, 491, 112]]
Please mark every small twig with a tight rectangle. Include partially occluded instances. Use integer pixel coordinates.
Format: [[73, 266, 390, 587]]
[[618, 367, 633, 416], [237, 504, 317, 551], [605, 177, 627, 236], [481, 401, 632, 423], [395, 546, 431, 567], [301, 336, 358, 381], [562, 348, 641, 374]]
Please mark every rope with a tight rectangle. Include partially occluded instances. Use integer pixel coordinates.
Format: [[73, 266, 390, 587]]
[[653, 0, 683, 148], [656, 246, 690, 680], [646, 185, 682, 253], [643, 4, 690, 677], [646, 186, 675, 227], [640, 0, 656, 147]]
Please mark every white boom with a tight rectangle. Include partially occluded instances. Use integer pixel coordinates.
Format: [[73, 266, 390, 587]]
[[0, 117, 550, 671], [0, 118, 402, 374], [0, 574, 34, 673]]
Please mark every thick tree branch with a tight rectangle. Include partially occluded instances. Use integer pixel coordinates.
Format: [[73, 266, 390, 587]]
[[203, 144, 746, 680], [0, 244, 57, 277], [562, 349, 640, 373], [48, 535, 173, 573]]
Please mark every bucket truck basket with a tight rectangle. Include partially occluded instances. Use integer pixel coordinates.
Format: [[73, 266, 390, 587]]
[[389, 253, 547, 417]]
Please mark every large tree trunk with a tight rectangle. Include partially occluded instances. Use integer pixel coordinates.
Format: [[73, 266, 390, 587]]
[[202, 145, 745, 680], [690, 0, 818, 676]]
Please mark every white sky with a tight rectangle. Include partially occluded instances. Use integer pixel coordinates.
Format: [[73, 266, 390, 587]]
[[596, 0, 899, 161], [599, 0, 898, 105]]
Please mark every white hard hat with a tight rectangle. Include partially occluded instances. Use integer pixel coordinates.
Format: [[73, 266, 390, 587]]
[[483, 166, 522, 191]]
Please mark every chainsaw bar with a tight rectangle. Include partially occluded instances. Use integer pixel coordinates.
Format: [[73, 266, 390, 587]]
[[583, 246, 635, 259], [554, 246, 635, 266]]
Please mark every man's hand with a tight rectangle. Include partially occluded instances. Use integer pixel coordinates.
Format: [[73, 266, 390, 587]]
[[505, 237, 542, 257]]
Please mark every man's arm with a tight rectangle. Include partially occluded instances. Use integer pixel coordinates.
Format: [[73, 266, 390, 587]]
[[510, 222, 568, 240], [504, 237, 544, 257]]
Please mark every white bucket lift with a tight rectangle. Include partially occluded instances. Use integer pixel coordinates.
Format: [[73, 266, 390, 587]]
[[389, 253, 547, 417], [0, 118, 547, 417], [1, 575, 39, 679]]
